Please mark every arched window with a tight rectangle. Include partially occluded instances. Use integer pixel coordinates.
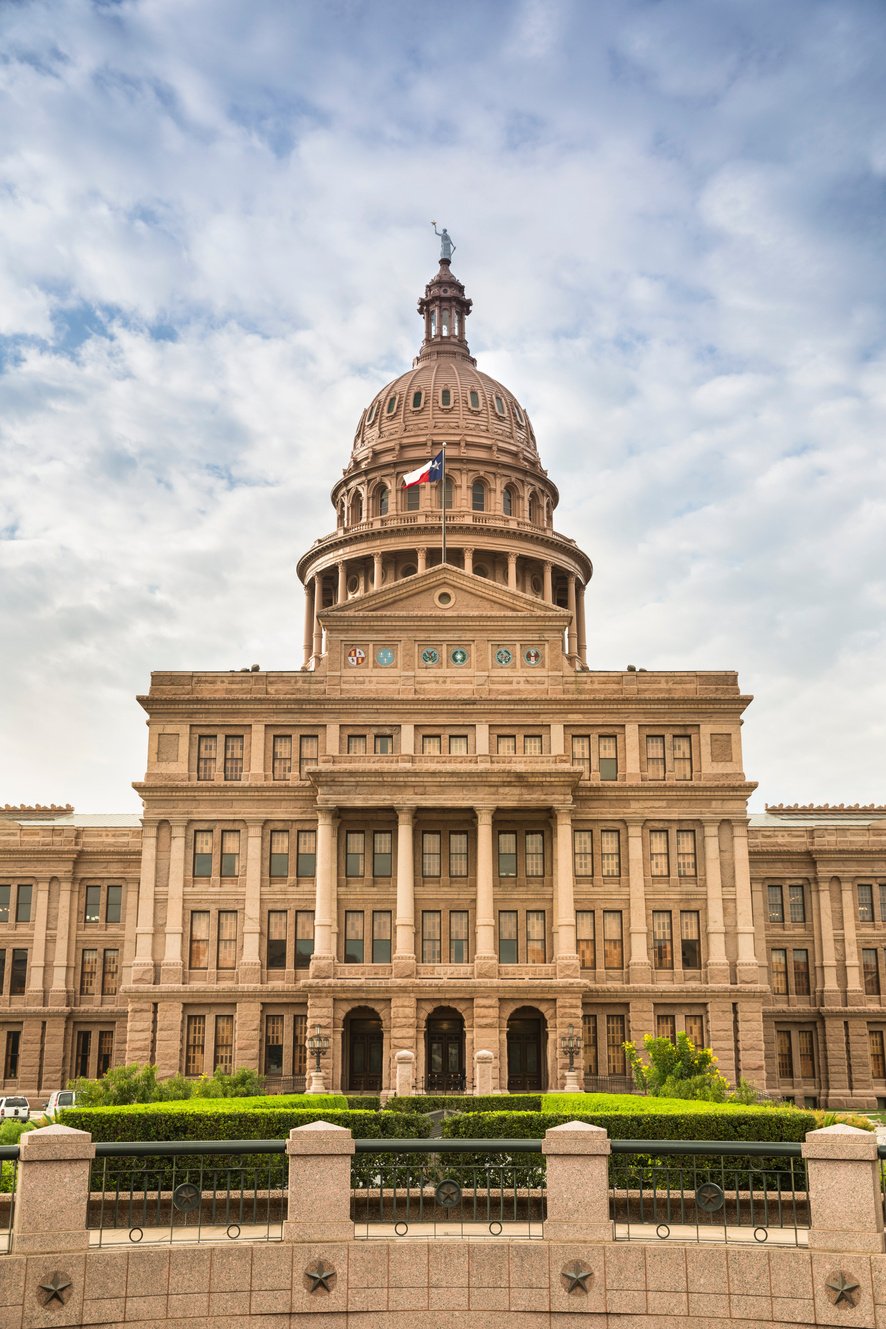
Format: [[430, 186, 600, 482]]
[[471, 479, 486, 512], [502, 486, 514, 517], [454, 311, 460, 336], [468, 389, 480, 410], [376, 485, 389, 517], [412, 390, 424, 409], [441, 387, 452, 407], [367, 402, 378, 425], [338, 500, 346, 529], [494, 395, 506, 417], [404, 484, 420, 512], [386, 394, 398, 415], [444, 476, 455, 510], [528, 492, 539, 525], [351, 491, 363, 524], [441, 308, 450, 336], [430, 311, 437, 336]]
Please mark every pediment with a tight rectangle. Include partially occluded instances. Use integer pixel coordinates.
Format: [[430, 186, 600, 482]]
[[320, 564, 570, 622]]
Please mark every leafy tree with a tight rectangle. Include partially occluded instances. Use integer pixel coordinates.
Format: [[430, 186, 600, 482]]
[[623, 1033, 730, 1102], [67, 1062, 264, 1105]]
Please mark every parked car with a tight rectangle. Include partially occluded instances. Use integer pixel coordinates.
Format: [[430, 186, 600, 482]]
[[43, 1090, 76, 1120], [0, 1096, 30, 1121]]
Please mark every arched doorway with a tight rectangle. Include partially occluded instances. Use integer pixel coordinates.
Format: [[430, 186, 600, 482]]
[[343, 1007, 383, 1092], [425, 1007, 466, 1093], [506, 1007, 547, 1092]]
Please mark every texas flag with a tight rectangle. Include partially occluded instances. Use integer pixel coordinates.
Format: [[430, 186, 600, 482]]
[[402, 448, 444, 488]]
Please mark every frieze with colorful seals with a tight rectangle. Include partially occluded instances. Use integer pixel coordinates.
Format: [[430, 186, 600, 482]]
[[346, 646, 367, 667], [494, 646, 514, 666], [523, 646, 543, 666], [420, 647, 441, 666]]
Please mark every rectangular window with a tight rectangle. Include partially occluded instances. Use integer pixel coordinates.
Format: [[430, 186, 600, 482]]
[[523, 734, 543, 756], [421, 734, 442, 755], [3, 1030, 20, 1079], [768, 885, 785, 924], [498, 910, 518, 964], [792, 948, 810, 995], [656, 1013, 676, 1042], [189, 912, 209, 970], [272, 734, 292, 780], [106, 885, 122, 924], [422, 831, 441, 878], [571, 734, 591, 777], [858, 884, 874, 922], [777, 1030, 794, 1079], [449, 832, 468, 878], [0, 950, 5, 992], [576, 910, 595, 969], [498, 832, 517, 878], [345, 831, 365, 877], [652, 911, 673, 970], [79, 948, 98, 996], [0, 886, 8, 923], [798, 1030, 815, 1079], [680, 911, 701, 969], [97, 1029, 114, 1077], [449, 911, 469, 964], [583, 1014, 598, 1075], [84, 885, 101, 924], [75, 1030, 91, 1079], [296, 829, 316, 877], [295, 911, 314, 968], [673, 735, 693, 780], [293, 1012, 306, 1079], [863, 948, 880, 996], [15, 885, 32, 923], [193, 830, 213, 878], [298, 734, 319, 778], [676, 830, 697, 877], [269, 830, 290, 878], [347, 733, 368, 755], [881, 883, 886, 923], [422, 910, 442, 964], [526, 910, 546, 964], [789, 884, 806, 923], [870, 1030, 886, 1080], [197, 734, 216, 780], [220, 830, 240, 877], [573, 830, 593, 877], [684, 1014, 704, 1047], [771, 948, 788, 995], [101, 949, 119, 996], [372, 911, 392, 964], [603, 911, 623, 969], [374, 733, 393, 754], [264, 1015, 284, 1077], [649, 831, 669, 877], [214, 1015, 234, 1074], [373, 831, 392, 878], [10, 949, 27, 994], [496, 734, 517, 756], [224, 734, 244, 781], [216, 911, 238, 970], [449, 734, 469, 755], [601, 830, 620, 877], [598, 734, 618, 781], [525, 832, 544, 878], [646, 734, 665, 779], [344, 911, 364, 964], [606, 1014, 627, 1075], [185, 1015, 206, 1075], [267, 910, 287, 970]]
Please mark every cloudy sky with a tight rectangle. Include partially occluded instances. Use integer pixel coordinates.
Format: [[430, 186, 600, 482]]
[[2, 0, 885, 813]]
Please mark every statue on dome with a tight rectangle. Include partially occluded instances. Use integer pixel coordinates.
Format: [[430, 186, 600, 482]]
[[432, 222, 455, 261]]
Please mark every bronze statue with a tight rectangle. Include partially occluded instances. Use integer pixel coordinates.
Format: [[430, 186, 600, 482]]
[[432, 222, 455, 261]]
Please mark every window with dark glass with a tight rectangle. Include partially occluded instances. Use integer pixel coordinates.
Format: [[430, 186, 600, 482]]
[[372, 911, 392, 964], [498, 910, 518, 964], [264, 1015, 284, 1077], [345, 911, 364, 964], [792, 948, 810, 995], [768, 885, 785, 923], [603, 911, 623, 969], [106, 885, 122, 924], [573, 830, 593, 877], [676, 830, 697, 877], [798, 1029, 815, 1078], [79, 948, 98, 995], [652, 911, 673, 969], [102, 949, 119, 996], [294, 1013, 307, 1080], [441, 387, 451, 406], [272, 735, 292, 780], [649, 831, 669, 878], [526, 910, 545, 964], [267, 911, 287, 969], [422, 911, 442, 963], [864, 948, 881, 996], [217, 912, 237, 970], [571, 734, 591, 777], [220, 830, 240, 877], [185, 1015, 205, 1075], [502, 487, 513, 516], [412, 390, 423, 409], [449, 911, 468, 964], [880, 884, 886, 922], [347, 733, 368, 755], [374, 733, 393, 754], [224, 734, 244, 781], [680, 912, 701, 969], [376, 485, 389, 516], [3, 1030, 20, 1079], [0, 886, 8, 924], [777, 1029, 794, 1078], [15, 885, 31, 924], [471, 479, 486, 511], [601, 830, 620, 877], [295, 911, 314, 968], [405, 484, 420, 511], [270, 830, 289, 878], [496, 734, 516, 756], [75, 1030, 91, 1078], [771, 948, 788, 994], [576, 911, 594, 969], [10, 949, 26, 994], [422, 832, 441, 878], [345, 831, 364, 877], [673, 735, 693, 780], [606, 1014, 627, 1075], [373, 831, 392, 877], [84, 885, 101, 924], [870, 1029, 886, 1080], [469, 389, 480, 409], [646, 734, 665, 779], [298, 734, 319, 778], [448, 831, 468, 878], [386, 393, 397, 414], [296, 830, 316, 877], [189, 912, 209, 970], [498, 832, 517, 878], [858, 884, 875, 922], [525, 832, 544, 878], [97, 1029, 114, 1077], [789, 884, 806, 923], [0, 951, 6, 992], [214, 1015, 234, 1074], [197, 734, 216, 780], [494, 394, 506, 416], [193, 830, 213, 878], [583, 1014, 598, 1076], [599, 735, 618, 780], [656, 1013, 676, 1042]]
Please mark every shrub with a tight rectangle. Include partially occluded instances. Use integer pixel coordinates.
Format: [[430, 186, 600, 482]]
[[345, 1095, 381, 1111], [624, 1033, 730, 1101], [67, 1062, 267, 1106], [444, 1104, 816, 1142], [385, 1095, 542, 1113]]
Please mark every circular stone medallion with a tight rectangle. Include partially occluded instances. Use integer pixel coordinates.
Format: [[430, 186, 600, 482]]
[[523, 647, 542, 666], [346, 646, 367, 667], [450, 647, 469, 667], [376, 647, 395, 667], [421, 647, 440, 666], [495, 647, 513, 666]]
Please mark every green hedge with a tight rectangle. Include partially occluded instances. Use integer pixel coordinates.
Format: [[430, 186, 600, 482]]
[[345, 1095, 381, 1111], [442, 1106, 816, 1142], [539, 1092, 770, 1117], [62, 1092, 349, 1116], [385, 1094, 542, 1114]]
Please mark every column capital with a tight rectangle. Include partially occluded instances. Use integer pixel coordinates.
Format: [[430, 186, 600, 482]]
[[475, 806, 496, 824], [395, 805, 416, 822], [507, 550, 517, 564], [626, 818, 645, 835], [316, 806, 337, 824], [245, 819, 264, 834]]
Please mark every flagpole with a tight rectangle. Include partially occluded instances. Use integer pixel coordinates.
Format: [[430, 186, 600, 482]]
[[440, 443, 447, 566]]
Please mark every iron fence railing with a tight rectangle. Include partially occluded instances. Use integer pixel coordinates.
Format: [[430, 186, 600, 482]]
[[0, 1146, 17, 1254]]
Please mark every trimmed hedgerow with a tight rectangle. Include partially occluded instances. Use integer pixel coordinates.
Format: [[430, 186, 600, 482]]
[[345, 1095, 381, 1111], [443, 1106, 816, 1142], [540, 1092, 769, 1117], [61, 1092, 348, 1115], [385, 1095, 542, 1114]]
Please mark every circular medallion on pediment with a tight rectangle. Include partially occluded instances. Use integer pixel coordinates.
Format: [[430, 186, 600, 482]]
[[421, 647, 440, 666], [450, 647, 469, 667], [495, 647, 513, 666], [523, 647, 542, 666]]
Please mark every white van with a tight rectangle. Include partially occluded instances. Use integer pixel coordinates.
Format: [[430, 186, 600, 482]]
[[43, 1090, 76, 1119]]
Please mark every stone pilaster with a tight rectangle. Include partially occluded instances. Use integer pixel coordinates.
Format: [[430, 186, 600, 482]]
[[703, 821, 729, 983], [393, 806, 416, 977], [159, 820, 186, 984], [131, 820, 158, 987], [239, 821, 263, 983], [474, 807, 496, 977], [627, 822, 651, 982]]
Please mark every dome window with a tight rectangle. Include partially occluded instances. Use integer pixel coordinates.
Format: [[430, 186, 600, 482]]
[[471, 479, 487, 512], [386, 394, 398, 415], [440, 387, 452, 407], [430, 311, 436, 336], [502, 486, 514, 517], [454, 311, 460, 336], [376, 486, 389, 517], [494, 394, 506, 417], [400, 564, 417, 579], [528, 492, 539, 525], [444, 476, 455, 510], [367, 402, 378, 425], [468, 390, 480, 410], [412, 390, 424, 409], [404, 485, 420, 512], [513, 403, 524, 426], [441, 310, 450, 336]]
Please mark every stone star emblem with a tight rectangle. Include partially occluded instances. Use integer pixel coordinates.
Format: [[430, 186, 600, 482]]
[[38, 1273, 73, 1306], [561, 1261, 593, 1294], [304, 1263, 336, 1294], [825, 1272, 861, 1307]]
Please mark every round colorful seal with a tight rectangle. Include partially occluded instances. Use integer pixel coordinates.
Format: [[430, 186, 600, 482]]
[[450, 647, 469, 666], [346, 646, 367, 667], [376, 647, 395, 667], [495, 647, 513, 666], [523, 647, 542, 666], [421, 647, 440, 666]]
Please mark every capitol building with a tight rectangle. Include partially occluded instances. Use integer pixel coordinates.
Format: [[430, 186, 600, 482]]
[[2, 249, 885, 1108]]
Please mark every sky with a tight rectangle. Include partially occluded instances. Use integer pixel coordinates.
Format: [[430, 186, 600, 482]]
[[1, 0, 885, 814]]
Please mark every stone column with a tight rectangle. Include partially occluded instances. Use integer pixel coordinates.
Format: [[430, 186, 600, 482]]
[[49, 875, 75, 1003], [337, 560, 347, 602], [624, 722, 640, 781], [507, 551, 518, 590], [554, 807, 579, 977], [311, 809, 336, 978], [311, 572, 324, 660], [543, 560, 553, 603], [417, 547, 427, 573], [393, 806, 416, 977], [840, 878, 863, 1000], [13, 1125, 95, 1255], [703, 822, 729, 982], [283, 1121, 355, 1242], [803, 1124, 885, 1252], [732, 822, 759, 982], [627, 822, 651, 981], [131, 822, 158, 986], [302, 576, 315, 668], [394, 1049, 415, 1097], [576, 583, 587, 665], [240, 821, 263, 981], [26, 878, 51, 999], [160, 821, 186, 983], [373, 550, 382, 589], [463, 546, 474, 575], [815, 874, 840, 1000], [566, 573, 578, 657], [475, 808, 496, 976], [542, 1122, 613, 1241], [249, 723, 265, 780]]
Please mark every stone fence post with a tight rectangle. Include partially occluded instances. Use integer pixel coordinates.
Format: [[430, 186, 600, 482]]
[[802, 1123, 885, 1253], [12, 1124, 95, 1254], [394, 1049, 414, 1097], [473, 1048, 494, 1095], [542, 1120, 613, 1241], [283, 1120, 355, 1242]]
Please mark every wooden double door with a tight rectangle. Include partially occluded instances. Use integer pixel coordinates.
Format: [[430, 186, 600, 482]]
[[426, 1009, 466, 1093], [346, 1013, 383, 1092], [506, 1009, 546, 1091]]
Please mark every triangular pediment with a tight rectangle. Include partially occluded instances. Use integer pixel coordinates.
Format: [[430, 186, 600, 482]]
[[320, 564, 570, 622]]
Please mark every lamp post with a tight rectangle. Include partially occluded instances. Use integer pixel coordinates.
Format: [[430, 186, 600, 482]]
[[560, 1022, 583, 1093], [305, 1023, 331, 1094]]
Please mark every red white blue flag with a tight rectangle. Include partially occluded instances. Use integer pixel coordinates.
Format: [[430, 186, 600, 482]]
[[402, 449, 444, 487]]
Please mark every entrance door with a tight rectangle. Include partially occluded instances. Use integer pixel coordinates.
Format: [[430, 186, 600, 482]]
[[425, 1008, 466, 1093], [346, 1010, 383, 1092], [506, 1008, 546, 1091]]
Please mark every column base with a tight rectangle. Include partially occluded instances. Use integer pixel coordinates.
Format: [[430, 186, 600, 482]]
[[736, 961, 760, 985], [159, 963, 183, 985], [562, 1070, 583, 1093], [306, 1070, 328, 1094], [555, 955, 581, 979], [392, 955, 417, 979], [309, 954, 335, 979], [706, 962, 730, 984], [473, 954, 498, 979], [48, 988, 71, 1008], [128, 961, 155, 987], [238, 964, 262, 985], [628, 962, 652, 983]]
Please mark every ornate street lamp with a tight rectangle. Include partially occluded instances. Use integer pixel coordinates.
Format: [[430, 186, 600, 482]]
[[560, 1023, 583, 1093], [306, 1023, 331, 1094]]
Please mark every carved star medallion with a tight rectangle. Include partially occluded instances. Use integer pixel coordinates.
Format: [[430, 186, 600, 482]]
[[37, 1273, 73, 1307], [825, 1272, 861, 1308], [561, 1261, 593, 1294], [304, 1263, 337, 1294]]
